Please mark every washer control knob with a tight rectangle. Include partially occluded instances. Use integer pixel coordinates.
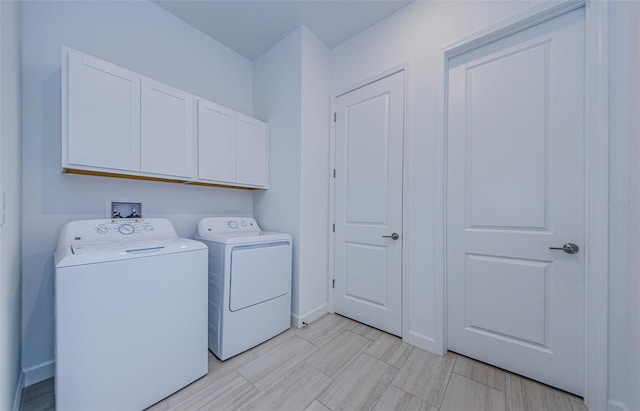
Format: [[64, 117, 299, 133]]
[[241, 220, 247, 227], [143, 224, 153, 231], [118, 224, 135, 235], [228, 221, 238, 229], [96, 226, 108, 234]]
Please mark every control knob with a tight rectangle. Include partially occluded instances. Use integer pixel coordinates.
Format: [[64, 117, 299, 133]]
[[118, 224, 135, 235]]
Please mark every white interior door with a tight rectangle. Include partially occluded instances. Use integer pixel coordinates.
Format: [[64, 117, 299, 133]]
[[446, 10, 585, 395], [334, 71, 404, 336]]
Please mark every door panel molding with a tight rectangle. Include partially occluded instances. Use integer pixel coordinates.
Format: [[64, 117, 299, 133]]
[[434, 0, 608, 408]]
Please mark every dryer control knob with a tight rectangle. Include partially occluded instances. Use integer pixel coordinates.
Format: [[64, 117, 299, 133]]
[[228, 221, 238, 229], [95, 226, 108, 234], [118, 224, 135, 235]]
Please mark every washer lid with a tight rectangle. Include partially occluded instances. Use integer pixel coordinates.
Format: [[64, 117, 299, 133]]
[[55, 236, 206, 267]]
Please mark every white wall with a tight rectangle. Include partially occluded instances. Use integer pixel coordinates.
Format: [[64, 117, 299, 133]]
[[253, 26, 331, 326], [253, 27, 303, 322], [21, 0, 254, 385], [298, 27, 331, 323], [331, 0, 539, 352], [608, 2, 640, 411], [0, 1, 23, 408]]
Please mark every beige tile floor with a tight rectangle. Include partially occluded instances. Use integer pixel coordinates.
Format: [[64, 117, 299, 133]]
[[21, 314, 587, 411]]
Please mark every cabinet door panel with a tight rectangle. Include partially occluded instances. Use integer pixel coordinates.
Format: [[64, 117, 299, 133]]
[[67, 51, 140, 171], [141, 78, 194, 178], [197, 99, 236, 183], [236, 114, 267, 187]]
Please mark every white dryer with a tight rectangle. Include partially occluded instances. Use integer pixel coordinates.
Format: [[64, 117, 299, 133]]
[[195, 217, 292, 360], [55, 218, 208, 411]]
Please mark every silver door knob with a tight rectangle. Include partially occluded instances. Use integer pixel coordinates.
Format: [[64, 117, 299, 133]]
[[382, 233, 400, 240], [549, 243, 579, 254]]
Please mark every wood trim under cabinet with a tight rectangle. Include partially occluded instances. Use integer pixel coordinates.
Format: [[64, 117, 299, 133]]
[[62, 168, 259, 190]]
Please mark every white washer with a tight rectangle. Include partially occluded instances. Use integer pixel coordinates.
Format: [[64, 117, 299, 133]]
[[55, 218, 208, 411], [194, 217, 292, 360]]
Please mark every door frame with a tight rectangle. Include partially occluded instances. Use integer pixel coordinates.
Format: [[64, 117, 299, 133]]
[[434, 0, 608, 409], [328, 63, 411, 339]]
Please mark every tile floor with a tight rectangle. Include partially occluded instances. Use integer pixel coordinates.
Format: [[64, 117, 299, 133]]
[[21, 313, 587, 411]]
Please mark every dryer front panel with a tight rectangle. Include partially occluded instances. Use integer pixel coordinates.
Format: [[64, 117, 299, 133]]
[[229, 242, 291, 311]]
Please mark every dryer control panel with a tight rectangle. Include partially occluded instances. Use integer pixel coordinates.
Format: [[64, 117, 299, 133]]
[[196, 217, 260, 235]]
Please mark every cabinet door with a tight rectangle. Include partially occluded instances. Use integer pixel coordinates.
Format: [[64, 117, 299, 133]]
[[197, 99, 236, 183], [236, 114, 268, 187], [141, 78, 194, 178], [66, 49, 141, 171]]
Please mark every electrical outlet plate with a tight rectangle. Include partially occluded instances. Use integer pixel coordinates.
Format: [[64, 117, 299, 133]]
[[108, 201, 142, 219]]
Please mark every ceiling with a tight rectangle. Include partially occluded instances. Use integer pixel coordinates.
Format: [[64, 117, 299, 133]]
[[153, 0, 415, 60]]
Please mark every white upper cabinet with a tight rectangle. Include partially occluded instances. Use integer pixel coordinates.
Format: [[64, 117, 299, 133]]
[[197, 99, 268, 188], [64, 48, 141, 172], [62, 47, 268, 189], [141, 78, 194, 178], [236, 114, 268, 187], [197, 99, 236, 183]]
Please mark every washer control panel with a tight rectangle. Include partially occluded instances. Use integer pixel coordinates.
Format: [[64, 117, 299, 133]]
[[59, 218, 175, 246], [94, 220, 155, 236]]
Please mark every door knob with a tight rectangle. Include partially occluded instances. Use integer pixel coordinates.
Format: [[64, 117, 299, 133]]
[[549, 243, 579, 254], [382, 233, 400, 240]]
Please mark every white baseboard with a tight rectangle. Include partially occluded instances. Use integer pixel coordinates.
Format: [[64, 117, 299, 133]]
[[12, 371, 24, 411], [23, 360, 54, 387], [608, 399, 630, 411], [291, 303, 330, 328], [291, 313, 303, 328], [405, 330, 441, 355], [300, 303, 330, 325]]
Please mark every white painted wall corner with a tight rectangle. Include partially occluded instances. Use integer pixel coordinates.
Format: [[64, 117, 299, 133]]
[[12, 371, 24, 411]]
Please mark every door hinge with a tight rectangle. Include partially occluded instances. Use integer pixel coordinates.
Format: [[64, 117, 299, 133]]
[[332, 279, 335, 288], [334, 112, 336, 122], [333, 169, 336, 178], [332, 223, 335, 233]]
